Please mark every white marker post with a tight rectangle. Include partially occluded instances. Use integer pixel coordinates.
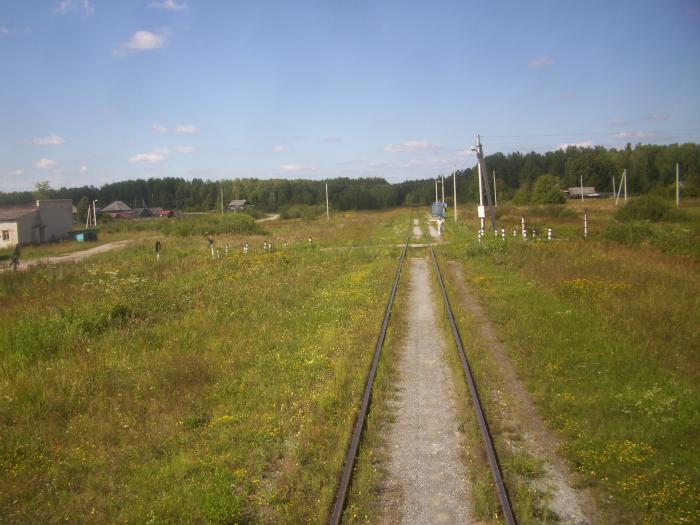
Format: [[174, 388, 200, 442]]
[[521, 216, 526, 239], [548, 228, 552, 241], [584, 210, 588, 239]]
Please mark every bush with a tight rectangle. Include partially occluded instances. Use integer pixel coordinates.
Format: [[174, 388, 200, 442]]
[[101, 214, 261, 236], [603, 221, 654, 245], [279, 204, 326, 220], [528, 205, 566, 217], [615, 195, 687, 222], [531, 174, 566, 204]]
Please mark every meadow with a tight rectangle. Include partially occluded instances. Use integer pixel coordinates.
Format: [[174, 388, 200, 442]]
[[439, 197, 700, 524], [0, 209, 411, 523]]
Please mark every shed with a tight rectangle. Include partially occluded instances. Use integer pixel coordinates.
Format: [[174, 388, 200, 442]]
[[567, 187, 600, 199], [0, 199, 73, 248], [227, 199, 249, 212]]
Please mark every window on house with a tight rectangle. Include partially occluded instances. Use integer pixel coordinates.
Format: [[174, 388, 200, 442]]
[[2, 230, 9, 241]]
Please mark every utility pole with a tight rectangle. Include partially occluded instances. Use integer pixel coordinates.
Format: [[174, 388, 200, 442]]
[[92, 200, 98, 226], [476, 152, 484, 230], [441, 174, 445, 205], [326, 182, 330, 220], [676, 163, 680, 207], [612, 175, 616, 203], [624, 169, 627, 202], [580, 175, 584, 203], [493, 170, 498, 207], [453, 166, 458, 221], [472, 134, 497, 232], [435, 180, 438, 203]]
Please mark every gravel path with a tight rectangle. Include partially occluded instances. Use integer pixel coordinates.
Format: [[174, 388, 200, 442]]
[[1, 240, 133, 272], [379, 254, 472, 524]]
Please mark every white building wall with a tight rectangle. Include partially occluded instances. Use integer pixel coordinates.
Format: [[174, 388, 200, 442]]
[[37, 200, 73, 242], [0, 222, 19, 249]]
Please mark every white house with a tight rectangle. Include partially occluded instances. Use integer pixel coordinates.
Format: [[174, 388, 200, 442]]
[[0, 199, 74, 249]]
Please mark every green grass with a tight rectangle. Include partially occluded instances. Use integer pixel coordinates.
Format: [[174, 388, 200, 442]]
[[0, 209, 413, 523], [438, 209, 700, 524]]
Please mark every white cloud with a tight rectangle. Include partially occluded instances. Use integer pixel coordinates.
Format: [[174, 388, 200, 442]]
[[25, 134, 65, 146], [280, 164, 315, 173], [152, 124, 168, 133], [272, 145, 289, 153], [175, 146, 195, 153], [528, 56, 554, 69], [52, 0, 93, 16], [80, 165, 88, 173], [35, 158, 57, 169], [115, 31, 166, 56], [129, 148, 170, 164], [613, 131, 655, 140], [175, 124, 198, 134], [383, 139, 437, 153], [557, 141, 594, 150], [149, 0, 187, 11], [610, 117, 626, 126], [456, 149, 476, 157], [8, 169, 24, 176]]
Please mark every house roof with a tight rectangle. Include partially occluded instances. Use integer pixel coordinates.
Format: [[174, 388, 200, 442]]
[[228, 199, 248, 207], [0, 207, 38, 221], [568, 187, 597, 196], [101, 200, 132, 212]]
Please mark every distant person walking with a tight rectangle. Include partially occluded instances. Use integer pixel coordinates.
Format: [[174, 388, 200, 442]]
[[207, 233, 215, 258], [9, 244, 20, 271]]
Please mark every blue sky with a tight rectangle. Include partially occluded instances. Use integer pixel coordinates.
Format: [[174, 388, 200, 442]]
[[1, 0, 699, 191]]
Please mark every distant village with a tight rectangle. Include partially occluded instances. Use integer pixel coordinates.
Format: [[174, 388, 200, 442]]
[[0, 198, 251, 250]]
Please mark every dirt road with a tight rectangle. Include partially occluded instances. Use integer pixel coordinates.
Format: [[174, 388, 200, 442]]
[[2, 240, 133, 272]]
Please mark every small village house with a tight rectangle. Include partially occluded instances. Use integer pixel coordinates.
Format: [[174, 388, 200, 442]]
[[227, 199, 249, 212], [0, 199, 74, 249], [567, 186, 600, 199], [99, 200, 133, 218]]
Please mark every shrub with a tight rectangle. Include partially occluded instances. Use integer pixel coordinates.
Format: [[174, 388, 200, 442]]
[[279, 204, 326, 220], [602, 221, 655, 245], [531, 174, 566, 204], [101, 213, 261, 236], [528, 205, 566, 217], [615, 195, 687, 222]]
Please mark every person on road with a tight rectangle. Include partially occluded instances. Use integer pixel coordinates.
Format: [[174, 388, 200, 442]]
[[9, 244, 20, 271]]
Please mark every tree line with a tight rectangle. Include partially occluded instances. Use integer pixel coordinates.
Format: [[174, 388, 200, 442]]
[[1, 142, 698, 211]]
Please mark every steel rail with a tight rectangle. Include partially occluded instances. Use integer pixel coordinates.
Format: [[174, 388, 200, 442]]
[[329, 229, 410, 525], [427, 235, 517, 525]]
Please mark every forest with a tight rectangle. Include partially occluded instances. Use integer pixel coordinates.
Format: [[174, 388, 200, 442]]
[[2, 142, 699, 212]]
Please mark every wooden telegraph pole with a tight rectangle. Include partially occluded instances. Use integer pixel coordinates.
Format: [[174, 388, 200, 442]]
[[453, 167, 458, 221]]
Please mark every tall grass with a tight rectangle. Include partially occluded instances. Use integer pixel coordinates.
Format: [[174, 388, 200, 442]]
[[440, 214, 700, 524], [0, 210, 412, 523]]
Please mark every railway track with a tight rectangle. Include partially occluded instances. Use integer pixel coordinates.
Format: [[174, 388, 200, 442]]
[[329, 218, 516, 524]]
